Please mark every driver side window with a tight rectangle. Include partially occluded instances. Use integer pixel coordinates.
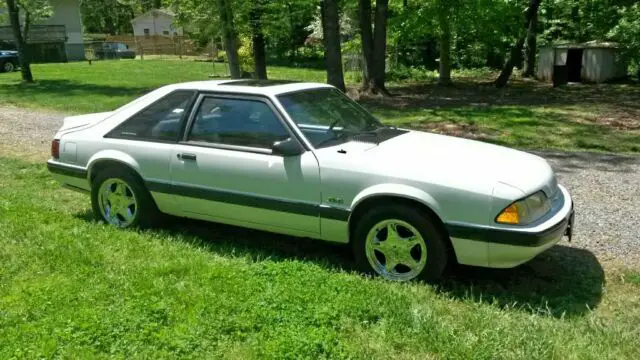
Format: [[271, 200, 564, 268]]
[[188, 97, 290, 149]]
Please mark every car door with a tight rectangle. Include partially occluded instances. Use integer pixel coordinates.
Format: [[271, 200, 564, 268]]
[[168, 93, 322, 236]]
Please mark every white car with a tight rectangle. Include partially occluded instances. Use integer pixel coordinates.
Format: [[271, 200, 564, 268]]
[[47, 80, 575, 281]]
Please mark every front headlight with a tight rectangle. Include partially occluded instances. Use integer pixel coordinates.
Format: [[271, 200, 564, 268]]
[[495, 191, 552, 225]]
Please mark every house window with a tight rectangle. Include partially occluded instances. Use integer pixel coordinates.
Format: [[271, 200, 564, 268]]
[[162, 30, 170, 36], [143, 28, 150, 36]]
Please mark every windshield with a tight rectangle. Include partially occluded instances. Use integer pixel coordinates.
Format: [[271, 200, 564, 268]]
[[277, 88, 385, 148]]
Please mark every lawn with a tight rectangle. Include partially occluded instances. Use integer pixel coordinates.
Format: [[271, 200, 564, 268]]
[[1, 59, 639, 153], [1, 157, 639, 359]]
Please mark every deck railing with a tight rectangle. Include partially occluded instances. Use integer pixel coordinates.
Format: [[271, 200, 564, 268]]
[[0, 25, 67, 43]]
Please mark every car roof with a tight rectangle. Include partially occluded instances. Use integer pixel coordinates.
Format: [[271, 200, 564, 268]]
[[162, 79, 334, 97]]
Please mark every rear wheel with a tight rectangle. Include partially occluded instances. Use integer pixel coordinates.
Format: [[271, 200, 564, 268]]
[[353, 205, 448, 282], [91, 167, 159, 229]]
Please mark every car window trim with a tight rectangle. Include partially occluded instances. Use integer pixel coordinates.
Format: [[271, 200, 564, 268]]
[[179, 140, 274, 155], [180, 92, 305, 155], [104, 89, 198, 143]]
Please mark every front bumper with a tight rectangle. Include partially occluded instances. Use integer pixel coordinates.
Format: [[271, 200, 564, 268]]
[[448, 185, 574, 268]]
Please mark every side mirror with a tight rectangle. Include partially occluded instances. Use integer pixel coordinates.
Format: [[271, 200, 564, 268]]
[[272, 137, 304, 157]]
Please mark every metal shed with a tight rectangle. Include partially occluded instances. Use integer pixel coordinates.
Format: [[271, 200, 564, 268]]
[[536, 41, 628, 85]]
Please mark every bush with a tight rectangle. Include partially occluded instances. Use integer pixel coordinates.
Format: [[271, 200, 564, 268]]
[[387, 65, 438, 82]]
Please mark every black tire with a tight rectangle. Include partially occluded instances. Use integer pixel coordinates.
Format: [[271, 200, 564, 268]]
[[91, 166, 160, 229], [353, 205, 448, 282], [0, 61, 7, 73]]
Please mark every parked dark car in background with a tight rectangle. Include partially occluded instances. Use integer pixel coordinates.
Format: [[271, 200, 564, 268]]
[[94, 42, 136, 60], [0, 50, 19, 73]]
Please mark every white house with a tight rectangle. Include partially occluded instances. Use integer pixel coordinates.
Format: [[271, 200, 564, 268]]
[[0, 0, 85, 61], [131, 9, 183, 37]]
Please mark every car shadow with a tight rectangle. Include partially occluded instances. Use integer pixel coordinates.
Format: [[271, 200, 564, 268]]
[[437, 245, 604, 318], [73, 211, 604, 318]]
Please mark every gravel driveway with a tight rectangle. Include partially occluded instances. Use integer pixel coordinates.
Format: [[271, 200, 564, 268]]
[[1, 106, 638, 266]]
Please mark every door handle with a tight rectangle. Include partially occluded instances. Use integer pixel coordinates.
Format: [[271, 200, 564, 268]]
[[177, 153, 197, 161]]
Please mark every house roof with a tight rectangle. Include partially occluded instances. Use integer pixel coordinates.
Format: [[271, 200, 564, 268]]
[[131, 8, 176, 23], [552, 41, 621, 49]]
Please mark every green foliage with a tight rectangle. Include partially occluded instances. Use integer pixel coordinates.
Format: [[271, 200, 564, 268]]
[[387, 65, 438, 82], [16, 0, 53, 24], [608, 3, 640, 70], [237, 36, 255, 72]]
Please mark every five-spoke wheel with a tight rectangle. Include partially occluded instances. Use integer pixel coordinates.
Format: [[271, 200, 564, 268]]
[[354, 205, 448, 281], [91, 166, 160, 229], [365, 220, 428, 281], [98, 179, 138, 227]]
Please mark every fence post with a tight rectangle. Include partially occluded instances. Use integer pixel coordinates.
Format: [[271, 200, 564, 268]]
[[138, 38, 144, 61], [153, 35, 157, 56]]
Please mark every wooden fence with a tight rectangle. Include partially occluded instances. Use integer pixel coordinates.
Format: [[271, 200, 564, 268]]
[[105, 35, 201, 57]]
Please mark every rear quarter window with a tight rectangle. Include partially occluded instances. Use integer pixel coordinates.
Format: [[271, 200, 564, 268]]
[[106, 90, 195, 142]]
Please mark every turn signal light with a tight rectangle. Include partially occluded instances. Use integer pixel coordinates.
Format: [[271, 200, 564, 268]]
[[496, 203, 520, 224]]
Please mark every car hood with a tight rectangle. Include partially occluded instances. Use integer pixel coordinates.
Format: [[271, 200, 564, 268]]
[[334, 130, 555, 196]]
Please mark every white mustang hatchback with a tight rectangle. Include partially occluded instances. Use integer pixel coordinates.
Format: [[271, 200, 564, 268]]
[[48, 80, 575, 281]]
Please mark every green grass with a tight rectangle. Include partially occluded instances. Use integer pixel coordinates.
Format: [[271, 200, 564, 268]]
[[0, 60, 639, 153], [0, 60, 326, 113], [1, 157, 640, 359], [371, 105, 640, 153]]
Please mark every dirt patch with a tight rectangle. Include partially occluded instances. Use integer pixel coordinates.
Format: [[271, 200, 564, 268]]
[[410, 121, 502, 141]]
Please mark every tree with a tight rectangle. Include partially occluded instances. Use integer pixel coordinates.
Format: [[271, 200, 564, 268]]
[[436, 0, 452, 85], [81, 0, 136, 35], [320, 0, 346, 91], [358, 0, 390, 94], [217, 0, 241, 78], [522, 8, 538, 78], [495, 0, 541, 88], [358, 0, 373, 89], [371, 0, 389, 94], [5, 0, 52, 82], [250, 1, 267, 79]]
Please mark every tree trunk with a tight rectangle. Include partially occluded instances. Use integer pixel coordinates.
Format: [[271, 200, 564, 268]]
[[358, 0, 374, 89], [437, 5, 452, 86], [438, 14, 451, 85], [6, 0, 33, 82], [250, 6, 267, 80], [495, 0, 541, 88], [371, 0, 389, 94], [320, 0, 346, 92], [523, 10, 538, 77], [217, 0, 240, 79]]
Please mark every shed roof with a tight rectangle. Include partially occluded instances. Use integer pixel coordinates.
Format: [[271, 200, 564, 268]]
[[552, 41, 621, 49]]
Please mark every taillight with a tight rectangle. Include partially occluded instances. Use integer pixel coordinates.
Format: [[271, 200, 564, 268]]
[[51, 139, 60, 159]]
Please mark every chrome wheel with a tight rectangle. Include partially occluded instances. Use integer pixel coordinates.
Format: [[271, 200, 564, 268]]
[[365, 219, 428, 281], [4, 62, 14, 72], [98, 178, 138, 227]]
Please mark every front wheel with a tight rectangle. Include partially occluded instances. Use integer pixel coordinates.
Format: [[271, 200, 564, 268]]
[[353, 205, 448, 282], [91, 167, 159, 229], [1, 61, 15, 73]]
